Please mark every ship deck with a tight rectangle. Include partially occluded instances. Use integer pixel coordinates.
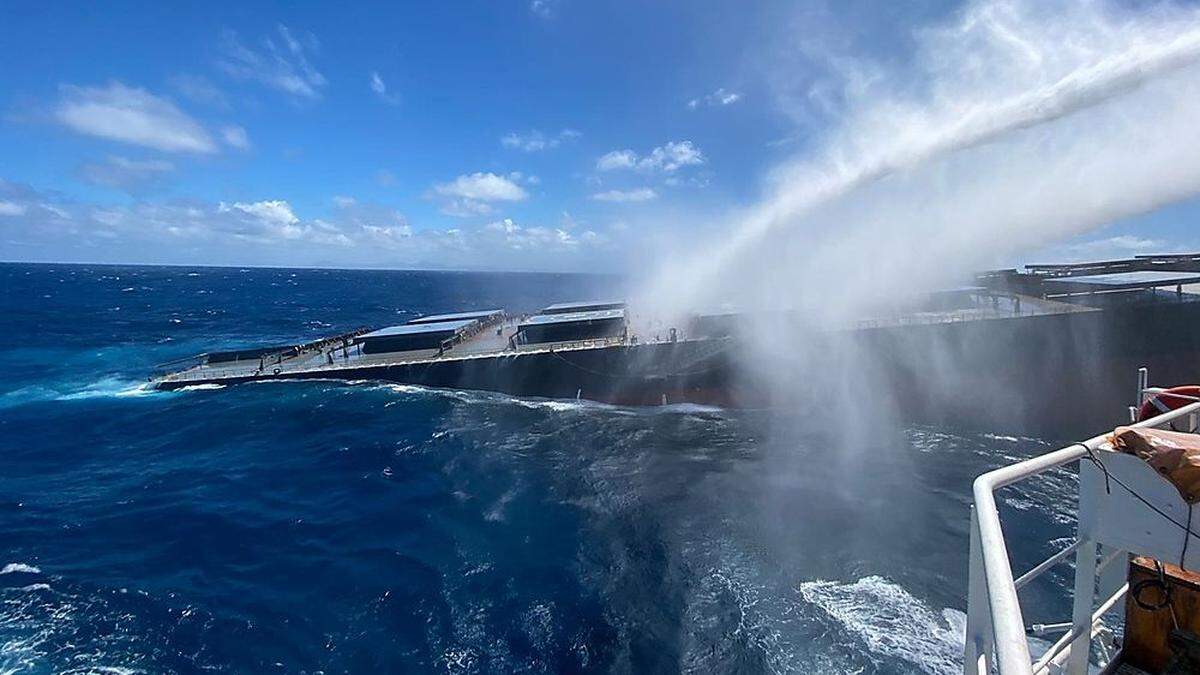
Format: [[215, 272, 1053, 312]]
[[155, 317, 628, 387], [153, 291, 1107, 390]]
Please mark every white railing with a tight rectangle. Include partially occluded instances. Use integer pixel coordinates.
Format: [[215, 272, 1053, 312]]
[[965, 369, 1200, 675]]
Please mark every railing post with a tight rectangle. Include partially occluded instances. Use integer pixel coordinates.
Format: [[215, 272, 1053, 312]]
[[1096, 544, 1128, 610], [965, 507, 994, 674], [1136, 367, 1148, 410], [1066, 538, 1098, 675]]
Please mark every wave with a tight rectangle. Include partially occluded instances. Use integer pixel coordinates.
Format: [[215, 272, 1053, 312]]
[[0, 377, 166, 410], [176, 383, 225, 392], [798, 575, 965, 675], [57, 378, 158, 401], [1, 562, 41, 575], [0, 582, 159, 675], [366, 381, 724, 417]]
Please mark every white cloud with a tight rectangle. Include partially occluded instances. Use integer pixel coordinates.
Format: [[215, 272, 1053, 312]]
[[369, 71, 401, 105], [0, 180, 626, 270], [0, 201, 27, 216], [433, 172, 529, 217], [688, 87, 742, 109], [55, 82, 217, 153], [483, 217, 584, 251], [217, 25, 326, 100], [591, 188, 658, 202], [435, 173, 528, 201], [331, 200, 413, 242], [641, 141, 705, 172], [220, 199, 299, 227], [78, 156, 175, 193], [596, 149, 637, 171], [595, 141, 705, 173], [501, 129, 581, 152], [530, 0, 555, 19]]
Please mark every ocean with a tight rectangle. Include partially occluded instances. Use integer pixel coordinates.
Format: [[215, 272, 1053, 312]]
[[0, 263, 1079, 674]]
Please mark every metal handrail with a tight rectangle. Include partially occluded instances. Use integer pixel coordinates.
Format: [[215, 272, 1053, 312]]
[[967, 385, 1200, 675]]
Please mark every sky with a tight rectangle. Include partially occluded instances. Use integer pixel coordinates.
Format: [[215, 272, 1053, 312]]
[[1, 0, 1197, 272]]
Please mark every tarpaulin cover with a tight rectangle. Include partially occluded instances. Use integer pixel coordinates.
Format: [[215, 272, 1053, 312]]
[[1111, 426, 1200, 504]]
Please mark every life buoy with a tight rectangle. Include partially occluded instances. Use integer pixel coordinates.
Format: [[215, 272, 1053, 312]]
[[1137, 385, 1200, 421]]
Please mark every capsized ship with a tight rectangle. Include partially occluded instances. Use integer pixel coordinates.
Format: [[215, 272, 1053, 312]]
[[152, 253, 1200, 434]]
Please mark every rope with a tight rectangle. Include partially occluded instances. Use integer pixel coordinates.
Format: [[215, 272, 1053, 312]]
[[1074, 442, 1200, 571], [1081, 438, 1194, 627]]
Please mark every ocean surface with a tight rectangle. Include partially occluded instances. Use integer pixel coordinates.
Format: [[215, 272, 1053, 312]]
[[0, 263, 1081, 674]]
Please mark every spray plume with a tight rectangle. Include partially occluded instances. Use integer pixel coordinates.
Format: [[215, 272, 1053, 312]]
[[643, 0, 1200, 326]]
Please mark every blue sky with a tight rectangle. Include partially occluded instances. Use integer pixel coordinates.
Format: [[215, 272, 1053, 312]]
[[1, 0, 1197, 271]]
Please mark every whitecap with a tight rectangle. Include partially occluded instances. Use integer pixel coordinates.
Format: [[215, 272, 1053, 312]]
[[376, 383, 431, 395], [57, 379, 158, 401], [177, 383, 225, 392], [1, 562, 41, 575], [798, 575, 965, 675], [656, 402, 724, 414], [511, 398, 593, 412]]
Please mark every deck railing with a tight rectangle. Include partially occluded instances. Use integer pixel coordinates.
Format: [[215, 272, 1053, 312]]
[[965, 369, 1200, 674]]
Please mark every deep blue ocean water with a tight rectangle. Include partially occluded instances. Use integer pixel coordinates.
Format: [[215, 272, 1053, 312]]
[[0, 263, 1078, 674]]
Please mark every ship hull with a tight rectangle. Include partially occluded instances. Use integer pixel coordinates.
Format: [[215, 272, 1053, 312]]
[[158, 301, 1200, 436]]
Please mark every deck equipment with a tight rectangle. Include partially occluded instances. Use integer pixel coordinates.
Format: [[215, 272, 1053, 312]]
[[964, 369, 1200, 674]]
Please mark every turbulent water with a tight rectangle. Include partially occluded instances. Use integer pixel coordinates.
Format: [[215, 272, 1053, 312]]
[[0, 263, 1084, 674]]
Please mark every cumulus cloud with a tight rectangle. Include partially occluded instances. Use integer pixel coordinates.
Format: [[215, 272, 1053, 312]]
[[55, 82, 217, 153], [434, 172, 528, 201], [688, 88, 742, 109], [432, 172, 530, 217], [0, 180, 619, 270], [217, 25, 326, 100], [369, 71, 401, 105], [595, 149, 637, 171], [483, 217, 602, 251], [595, 141, 704, 173], [591, 187, 658, 202], [78, 156, 175, 193], [220, 199, 299, 227], [501, 129, 581, 152]]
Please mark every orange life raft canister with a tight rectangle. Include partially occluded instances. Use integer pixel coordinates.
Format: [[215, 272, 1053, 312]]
[[1137, 385, 1200, 422]]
